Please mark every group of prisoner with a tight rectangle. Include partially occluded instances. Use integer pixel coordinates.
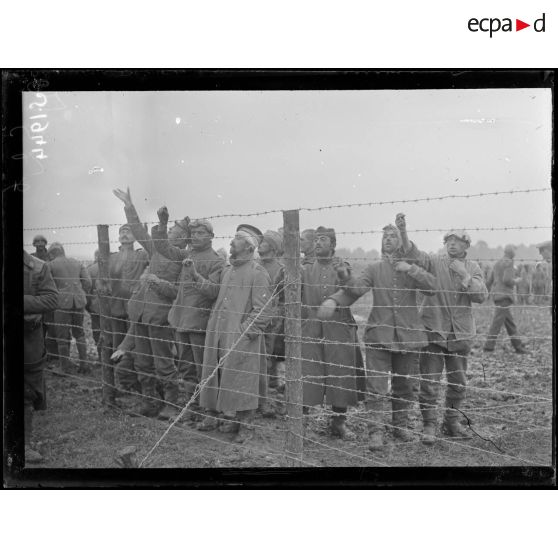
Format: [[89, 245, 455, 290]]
[[23, 186, 553, 462]]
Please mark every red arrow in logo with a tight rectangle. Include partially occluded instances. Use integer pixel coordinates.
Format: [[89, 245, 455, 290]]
[[516, 19, 530, 31]]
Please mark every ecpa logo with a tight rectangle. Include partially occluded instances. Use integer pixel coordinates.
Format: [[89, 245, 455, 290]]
[[468, 13, 546, 37]]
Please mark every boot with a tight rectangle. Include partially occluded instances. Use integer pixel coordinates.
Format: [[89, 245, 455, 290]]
[[198, 411, 219, 431], [139, 397, 163, 418], [57, 342, 73, 374], [420, 405, 437, 446], [233, 411, 255, 443], [330, 409, 356, 441], [259, 399, 276, 418], [158, 382, 180, 421], [76, 338, 90, 374], [267, 358, 278, 389], [391, 399, 413, 442], [365, 396, 385, 451], [219, 413, 240, 434], [442, 418, 473, 439]]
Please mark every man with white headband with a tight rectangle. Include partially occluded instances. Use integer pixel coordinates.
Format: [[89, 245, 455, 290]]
[[185, 224, 272, 443]]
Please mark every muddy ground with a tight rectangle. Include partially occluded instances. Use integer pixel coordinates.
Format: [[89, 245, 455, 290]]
[[29, 301, 553, 469]]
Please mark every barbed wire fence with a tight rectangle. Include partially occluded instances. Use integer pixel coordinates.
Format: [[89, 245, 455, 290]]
[[25, 187, 554, 467]]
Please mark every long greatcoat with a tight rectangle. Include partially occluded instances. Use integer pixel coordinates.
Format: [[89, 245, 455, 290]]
[[301, 257, 365, 408], [198, 257, 272, 413]]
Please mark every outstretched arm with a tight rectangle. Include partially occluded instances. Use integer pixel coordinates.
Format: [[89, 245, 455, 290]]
[[113, 187, 153, 255], [150, 206, 190, 263]]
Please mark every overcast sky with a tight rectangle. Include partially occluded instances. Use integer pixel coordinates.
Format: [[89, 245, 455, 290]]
[[23, 89, 552, 259]]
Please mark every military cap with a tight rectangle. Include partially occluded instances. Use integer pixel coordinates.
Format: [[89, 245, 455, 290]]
[[315, 226, 336, 247], [536, 240, 552, 251], [237, 224, 263, 246], [32, 234, 47, 245], [263, 230, 283, 254]]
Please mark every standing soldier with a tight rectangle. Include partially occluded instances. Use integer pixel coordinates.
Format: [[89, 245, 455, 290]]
[[151, 207, 225, 420], [404, 229, 488, 444], [301, 226, 365, 441], [31, 234, 57, 361], [100, 223, 149, 407], [113, 187, 188, 419], [85, 250, 103, 362], [46, 242, 92, 374], [319, 215, 436, 449], [515, 264, 531, 306], [194, 224, 272, 443], [258, 230, 285, 415], [483, 245, 529, 354], [23, 250, 58, 463], [300, 228, 317, 265]]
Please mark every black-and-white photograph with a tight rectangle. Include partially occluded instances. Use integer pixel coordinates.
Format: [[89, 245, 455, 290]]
[[5, 71, 554, 481]]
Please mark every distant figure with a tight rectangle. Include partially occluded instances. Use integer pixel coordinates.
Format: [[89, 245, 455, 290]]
[[31, 234, 49, 262], [484, 245, 529, 354], [536, 240, 552, 308], [532, 262, 549, 305], [515, 263, 531, 305], [23, 250, 58, 463], [46, 242, 92, 374]]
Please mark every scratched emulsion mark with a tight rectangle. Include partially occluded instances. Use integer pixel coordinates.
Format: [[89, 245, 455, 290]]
[[28, 92, 49, 160]]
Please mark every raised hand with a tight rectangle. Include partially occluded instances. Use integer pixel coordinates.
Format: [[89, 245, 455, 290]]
[[395, 213, 406, 231], [157, 206, 169, 225], [113, 187, 132, 208]]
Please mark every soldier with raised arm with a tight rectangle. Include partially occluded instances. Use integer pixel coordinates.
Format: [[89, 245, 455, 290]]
[[113, 187, 187, 419], [319, 214, 437, 450], [151, 206, 225, 420], [404, 227, 488, 444]]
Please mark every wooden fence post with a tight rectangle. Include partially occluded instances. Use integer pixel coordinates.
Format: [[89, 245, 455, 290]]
[[96, 225, 113, 404], [283, 209, 303, 466]]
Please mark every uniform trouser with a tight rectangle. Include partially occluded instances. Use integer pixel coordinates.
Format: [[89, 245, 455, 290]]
[[135, 322, 178, 404], [101, 316, 138, 401], [89, 312, 103, 360], [24, 329, 47, 443], [484, 300, 523, 350], [365, 347, 418, 433], [175, 330, 205, 398], [54, 307, 87, 371], [419, 344, 467, 424], [43, 311, 58, 359]]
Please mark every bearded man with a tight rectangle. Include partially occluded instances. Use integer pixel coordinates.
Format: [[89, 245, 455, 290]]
[[191, 224, 272, 443]]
